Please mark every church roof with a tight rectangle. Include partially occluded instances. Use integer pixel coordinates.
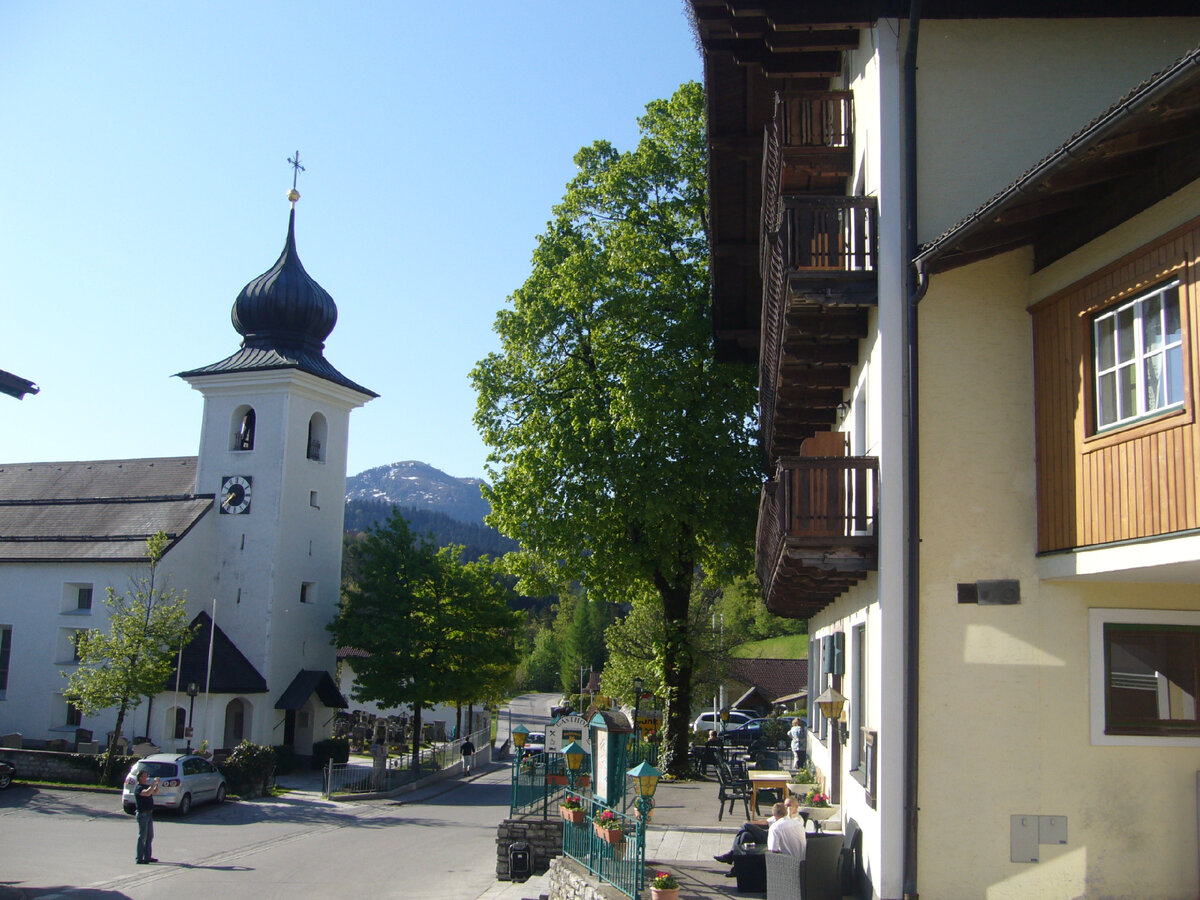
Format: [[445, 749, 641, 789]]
[[176, 209, 377, 398], [170, 610, 268, 695], [0, 457, 212, 561]]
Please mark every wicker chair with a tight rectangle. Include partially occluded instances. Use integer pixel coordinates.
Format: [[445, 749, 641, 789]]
[[766, 851, 807, 900]]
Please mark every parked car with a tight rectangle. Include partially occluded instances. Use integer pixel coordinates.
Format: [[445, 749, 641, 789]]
[[691, 710, 755, 734], [722, 717, 792, 748], [0, 759, 15, 790], [122, 754, 227, 816], [524, 731, 547, 754]]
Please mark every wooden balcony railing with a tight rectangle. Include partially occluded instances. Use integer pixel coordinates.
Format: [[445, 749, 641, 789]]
[[756, 456, 878, 618], [779, 91, 853, 150]]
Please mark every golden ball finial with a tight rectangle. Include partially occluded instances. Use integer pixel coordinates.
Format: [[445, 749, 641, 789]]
[[287, 188, 301, 203]]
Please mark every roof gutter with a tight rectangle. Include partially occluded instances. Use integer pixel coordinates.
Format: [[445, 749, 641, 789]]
[[902, 3, 923, 899]]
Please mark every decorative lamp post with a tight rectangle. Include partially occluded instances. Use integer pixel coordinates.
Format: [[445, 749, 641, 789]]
[[562, 740, 586, 794], [815, 687, 849, 745], [512, 723, 529, 762], [631, 676, 644, 744], [186, 682, 199, 751], [627, 760, 662, 826]]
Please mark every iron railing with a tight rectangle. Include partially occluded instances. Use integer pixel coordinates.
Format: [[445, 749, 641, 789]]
[[562, 799, 645, 900], [324, 728, 487, 797]]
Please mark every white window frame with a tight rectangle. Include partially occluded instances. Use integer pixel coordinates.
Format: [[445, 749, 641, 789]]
[[1089, 608, 1200, 746], [1092, 279, 1184, 431]]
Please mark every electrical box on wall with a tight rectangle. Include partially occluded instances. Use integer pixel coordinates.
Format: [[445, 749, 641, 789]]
[[1011, 815, 1068, 863], [958, 579, 1021, 605]]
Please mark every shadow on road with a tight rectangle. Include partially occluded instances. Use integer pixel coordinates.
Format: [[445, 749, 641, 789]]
[[3, 885, 132, 899]]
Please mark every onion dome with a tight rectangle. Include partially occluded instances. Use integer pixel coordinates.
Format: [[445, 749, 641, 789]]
[[232, 209, 337, 354]]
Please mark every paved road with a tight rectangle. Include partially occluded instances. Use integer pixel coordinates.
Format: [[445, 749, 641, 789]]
[[0, 764, 512, 900], [498, 692, 558, 744]]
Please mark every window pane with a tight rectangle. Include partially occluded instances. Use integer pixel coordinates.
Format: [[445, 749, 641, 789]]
[[1166, 345, 1184, 406], [1107, 626, 1199, 731], [1117, 363, 1136, 420], [1165, 287, 1181, 343], [1098, 372, 1117, 426], [1143, 295, 1163, 352], [1096, 317, 1115, 370], [1144, 352, 1165, 411], [1116, 307, 1135, 363], [0, 627, 10, 692]]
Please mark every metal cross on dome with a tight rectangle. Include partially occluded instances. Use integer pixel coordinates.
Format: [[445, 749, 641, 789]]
[[287, 151, 305, 190]]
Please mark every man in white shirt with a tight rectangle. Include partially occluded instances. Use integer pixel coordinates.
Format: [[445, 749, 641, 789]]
[[767, 801, 807, 859]]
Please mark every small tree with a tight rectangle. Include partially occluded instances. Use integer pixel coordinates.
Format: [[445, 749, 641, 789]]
[[64, 532, 197, 783]]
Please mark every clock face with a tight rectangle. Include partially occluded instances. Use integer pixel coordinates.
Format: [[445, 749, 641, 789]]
[[219, 475, 252, 515]]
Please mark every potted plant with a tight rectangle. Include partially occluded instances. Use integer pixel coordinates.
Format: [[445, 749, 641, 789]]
[[559, 794, 585, 825], [650, 870, 680, 900], [593, 809, 625, 844], [546, 772, 568, 786], [788, 764, 818, 795], [798, 787, 839, 822]]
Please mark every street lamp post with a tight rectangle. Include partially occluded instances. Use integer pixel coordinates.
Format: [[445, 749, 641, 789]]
[[631, 676, 644, 746], [186, 682, 199, 752]]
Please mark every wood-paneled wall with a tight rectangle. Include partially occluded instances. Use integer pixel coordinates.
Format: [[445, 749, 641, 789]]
[[1031, 218, 1199, 553]]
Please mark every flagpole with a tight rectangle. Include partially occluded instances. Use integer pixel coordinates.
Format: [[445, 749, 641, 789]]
[[203, 597, 216, 749]]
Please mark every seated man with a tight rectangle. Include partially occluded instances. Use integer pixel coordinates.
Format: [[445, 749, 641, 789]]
[[714, 796, 800, 871], [767, 800, 807, 859]]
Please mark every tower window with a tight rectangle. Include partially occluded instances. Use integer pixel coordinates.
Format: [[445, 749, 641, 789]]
[[300, 582, 316, 604], [307, 413, 327, 461], [77, 587, 92, 610], [309, 491, 319, 508], [232, 406, 256, 451]]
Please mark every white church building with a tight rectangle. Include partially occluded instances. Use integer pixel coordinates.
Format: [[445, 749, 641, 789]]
[[0, 200, 376, 759]]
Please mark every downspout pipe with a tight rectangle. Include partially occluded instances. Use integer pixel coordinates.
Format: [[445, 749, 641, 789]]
[[902, 3, 924, 899]]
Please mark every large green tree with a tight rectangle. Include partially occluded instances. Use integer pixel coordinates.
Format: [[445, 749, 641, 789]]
[[64, 532, 197, 782], [330, 511, 519, 772], [472, 82, 759, 774]]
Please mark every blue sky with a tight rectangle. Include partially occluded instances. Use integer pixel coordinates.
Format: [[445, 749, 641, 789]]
[[1, 2, 702, 480]]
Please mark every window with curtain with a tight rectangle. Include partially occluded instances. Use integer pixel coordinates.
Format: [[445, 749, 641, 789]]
[[1093, 280, 1183, 430]]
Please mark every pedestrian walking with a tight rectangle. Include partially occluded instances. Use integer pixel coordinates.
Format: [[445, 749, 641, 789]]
[[460, 738, 476, 775], [133, 770, 160, 864]]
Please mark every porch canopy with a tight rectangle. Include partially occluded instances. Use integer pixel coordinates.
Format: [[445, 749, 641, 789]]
[[274, 669, 347, 711]]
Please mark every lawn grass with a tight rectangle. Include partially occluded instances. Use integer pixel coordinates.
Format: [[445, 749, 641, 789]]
[[730, 633, 808, 659]]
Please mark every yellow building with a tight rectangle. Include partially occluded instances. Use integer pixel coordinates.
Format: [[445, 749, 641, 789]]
[[692, 2, 1200, 897]]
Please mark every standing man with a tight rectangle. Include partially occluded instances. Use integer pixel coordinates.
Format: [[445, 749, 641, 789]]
[[134, 769, 160, 864], [460, 738, 476, 775]]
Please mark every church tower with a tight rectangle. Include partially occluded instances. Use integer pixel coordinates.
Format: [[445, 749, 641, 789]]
[[177, 184, 376, 754]]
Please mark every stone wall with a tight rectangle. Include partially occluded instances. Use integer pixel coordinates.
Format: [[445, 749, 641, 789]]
[[495, 814, 563, 880], [0, 747, 135, 785], [546, 856, 631, 900]]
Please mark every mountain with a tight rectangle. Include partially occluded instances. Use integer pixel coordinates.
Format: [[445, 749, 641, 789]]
[[345, 460, 491, 525]]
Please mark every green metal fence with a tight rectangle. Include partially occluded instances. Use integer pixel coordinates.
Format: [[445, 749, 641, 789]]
[[509, 750, 594, 817], [561, 799, 645, 900]]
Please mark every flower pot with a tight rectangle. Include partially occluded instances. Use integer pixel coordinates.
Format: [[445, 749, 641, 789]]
[[634, 806, 653, 823], [594, 823, 624, 844], [800, 804, 839, 822], [788, 782, 816, 797], [546, 773, 568, 786], [560, 806, 585, 825], [577, 774, 591, 788], [651, 889, 679, 900]]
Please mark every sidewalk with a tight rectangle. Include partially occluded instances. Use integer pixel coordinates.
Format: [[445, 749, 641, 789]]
[[478, 773, 759, 900]]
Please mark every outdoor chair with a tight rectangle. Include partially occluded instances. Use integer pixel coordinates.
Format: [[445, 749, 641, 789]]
[[766, 851, 807, 900], [716, 760, 752, 821]]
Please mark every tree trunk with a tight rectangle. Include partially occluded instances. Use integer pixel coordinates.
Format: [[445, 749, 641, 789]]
[[467, 701, 474, 738], [410, 705, 423, 777], [102, 700, 130, 784], [655, 574, 694, 777], [455, 701, 462, 738]]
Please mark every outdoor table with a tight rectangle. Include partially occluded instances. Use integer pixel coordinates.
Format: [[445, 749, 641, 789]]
[[748, 769, 790, 816]]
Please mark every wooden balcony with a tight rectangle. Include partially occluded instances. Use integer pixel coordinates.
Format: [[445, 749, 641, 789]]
[[757, 456, 879, 619], [759, 196, 876, 462]]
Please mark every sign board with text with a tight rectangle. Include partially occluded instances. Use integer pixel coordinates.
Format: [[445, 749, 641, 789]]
[[546, 714, 592, 754]]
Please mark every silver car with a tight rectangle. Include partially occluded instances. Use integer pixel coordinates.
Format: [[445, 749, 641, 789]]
[[122, 753, 227, 816]]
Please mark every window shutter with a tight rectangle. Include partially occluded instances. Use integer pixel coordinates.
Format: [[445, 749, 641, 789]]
[[833, 631, 845, 675]]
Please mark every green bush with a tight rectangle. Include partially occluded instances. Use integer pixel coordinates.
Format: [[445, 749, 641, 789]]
[[271, 744, 296, 776], [311, 737, 350, 770], [219, 741, 276, 796]]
